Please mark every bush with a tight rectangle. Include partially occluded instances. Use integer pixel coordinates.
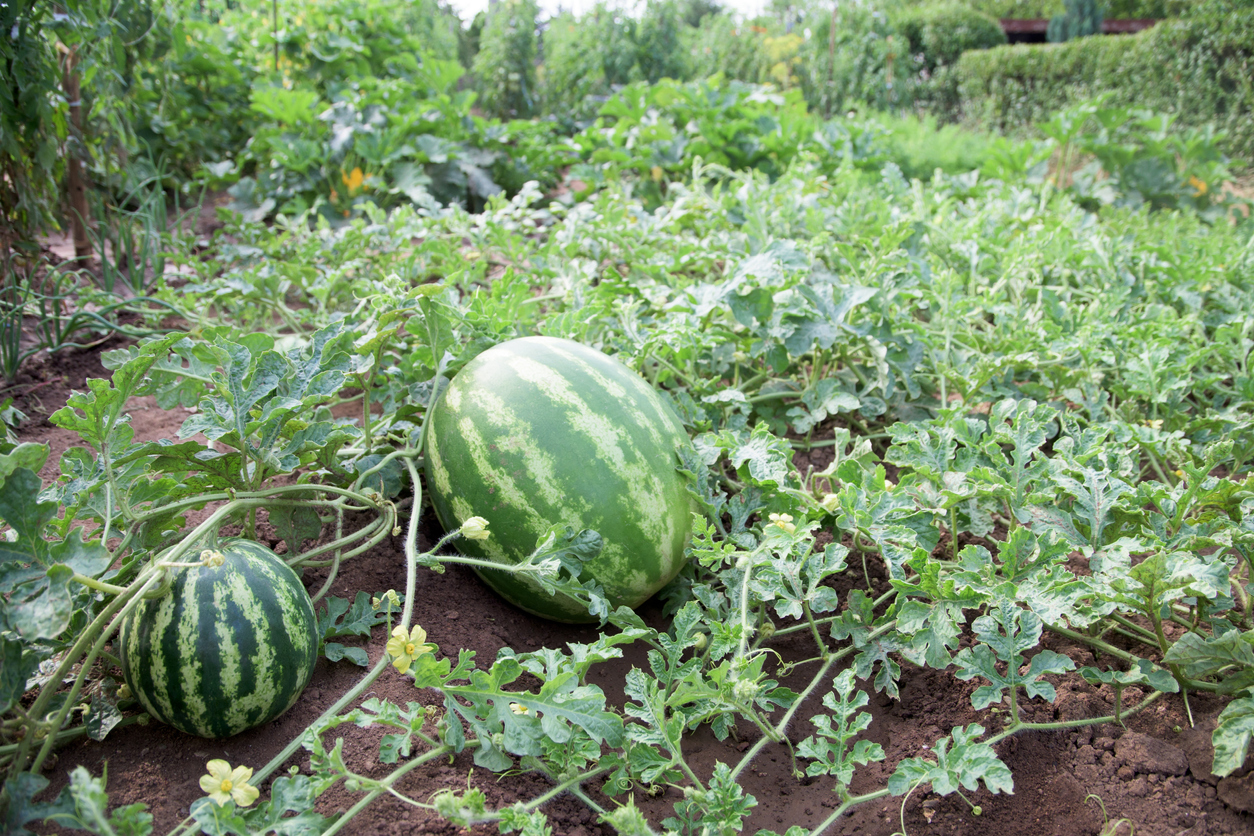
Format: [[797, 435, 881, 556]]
[[685, 14, 778, 84], [635, 0, 689, 83], [896, 2, 1006, 75], [961, 0, 1177, 18], [794, 2, 903, 116], [892, 2, 1004, 120], [541, 2, 690, 117], [957, 0, 1254, 160], [473, 0, 539, 119], [870, 111, 1003, 179]]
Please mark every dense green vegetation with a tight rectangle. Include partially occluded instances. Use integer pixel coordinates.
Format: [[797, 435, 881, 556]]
[[0, 0, 1252, 834]]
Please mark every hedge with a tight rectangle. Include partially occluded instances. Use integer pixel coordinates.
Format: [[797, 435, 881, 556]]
[[896, 2, 1006, 75], [961, 0, 1178, 18], [956, 2, 1254, 161]]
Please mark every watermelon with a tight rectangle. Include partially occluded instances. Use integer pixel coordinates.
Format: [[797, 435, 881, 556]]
[[424, 336, 695, 622], [119, 539, 319, 739]]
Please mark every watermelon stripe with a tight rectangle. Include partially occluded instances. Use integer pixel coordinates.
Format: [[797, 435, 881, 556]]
[[121, 540, 318, 738], [426, 336, 695, 622]]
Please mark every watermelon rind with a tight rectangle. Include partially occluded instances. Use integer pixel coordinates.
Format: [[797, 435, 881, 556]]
[[119, 539, 319, 739], [424, 335, 695, 622]]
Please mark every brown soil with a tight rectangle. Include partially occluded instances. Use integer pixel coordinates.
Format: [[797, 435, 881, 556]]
[[11, 344, 1253, 836]]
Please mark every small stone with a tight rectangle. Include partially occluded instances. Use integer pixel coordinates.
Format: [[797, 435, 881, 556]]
[[1177, 813, 1208, 836], [446, 610, 459, 619], [1114, 732, 1188, 776], [1217, 772, 1254, 813]]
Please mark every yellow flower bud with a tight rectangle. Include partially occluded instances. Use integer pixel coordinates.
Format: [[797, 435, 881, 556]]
[[460, 516, 490, 541]]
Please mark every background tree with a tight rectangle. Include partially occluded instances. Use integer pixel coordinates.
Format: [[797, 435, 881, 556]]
[[473, 0, 540, 119]]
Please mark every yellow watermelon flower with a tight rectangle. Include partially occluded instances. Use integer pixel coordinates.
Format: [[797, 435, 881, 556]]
[[768, 513, 795, 534], [510, 702, 530, 715], [460, 516, 490, 541], [1187, 176, 1207, 197], [387, 624, 435, 674], [200, 760, 260, 807]]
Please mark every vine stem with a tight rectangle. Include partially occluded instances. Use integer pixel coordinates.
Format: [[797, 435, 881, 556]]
[[732, 619, 898, 785], [163, 454, 427, 836], [808, 788, 891, 836], [319, 745, 454, 836], [808, 690, 1167, 835], [24, 568, 167, 774]]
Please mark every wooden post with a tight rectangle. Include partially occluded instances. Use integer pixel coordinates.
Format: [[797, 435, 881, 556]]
[[61, 43, 91, 263]]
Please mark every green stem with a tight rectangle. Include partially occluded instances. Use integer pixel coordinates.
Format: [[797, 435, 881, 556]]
[[731, 654, 837, 784], [1046, 623, 1138, 665], [808, 788, 891, 836], [23, 568, 166, 774], [1110, 614, 1161, 647], [803, 602, 828, 660], [320, 745, 454, 836], [290, 509, 395, 569], [986, 690, 1163, 745], [359, 373, 374, 453], [71, 573, 127, 596]]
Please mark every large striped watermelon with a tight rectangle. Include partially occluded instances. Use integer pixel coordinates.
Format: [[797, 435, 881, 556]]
[[119, 539, 319, 739], [424, 336, 695, 622]]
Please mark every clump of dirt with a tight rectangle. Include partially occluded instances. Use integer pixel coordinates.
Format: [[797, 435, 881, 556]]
[[15, 343, 1254, 836]]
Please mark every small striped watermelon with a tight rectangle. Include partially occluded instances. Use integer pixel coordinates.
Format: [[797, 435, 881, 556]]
[[424, 336, 695, 622], [119, 539, 319, 739]]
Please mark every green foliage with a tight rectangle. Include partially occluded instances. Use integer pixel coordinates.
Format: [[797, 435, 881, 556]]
[[542, 2, 692, 116], [636, 1, 690, 84], [870, 111, 1003, 178], [896, 2, 1007, 74], [958, 0, 1254, 160], [961, 0, 1177, 18], [567, 79, 889, 208], [1048, 0, 1104, 42], [894, 1, 1006, 115], [793, 2, 904, 116], [0, 0, 67, 247], [0, 0, 155, 247], [473, 0, 540, 119], [3, 35, 1254, 833]]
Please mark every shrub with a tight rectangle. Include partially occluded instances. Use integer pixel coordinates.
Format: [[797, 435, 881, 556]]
[[635, 0, 689, 84], [957, 0, 1254, 160], [793, 2, 903, 116], [962, 0, 1177, 18], [540, 11, 615, 117], [473, 0, 540, 119], [892, 2, 1005, 120], [685, 14, 778, 84], [541, 2, 689, 117], [896, 2, 1007, 75]]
